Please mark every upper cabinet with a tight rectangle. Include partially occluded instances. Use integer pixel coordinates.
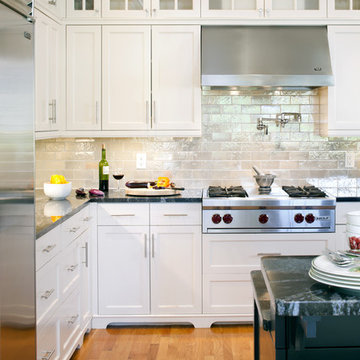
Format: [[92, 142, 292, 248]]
[[327, 26, 360, 136], [67, 0, 101, 18], [35, 11, 64, 134], [201, 0, 327, 18], [36, 0, 65, 19], [328, 0, 360, 18]]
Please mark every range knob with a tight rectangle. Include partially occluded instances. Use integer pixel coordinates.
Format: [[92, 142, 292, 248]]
[[294, 213, 304, 224], [212, 214, 222, 224], [305, 213, 315, 224], [259, 214, 269, 224], [223, 214, 233, 224]]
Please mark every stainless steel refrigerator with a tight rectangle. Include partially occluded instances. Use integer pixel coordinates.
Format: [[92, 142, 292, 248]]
[[0, 0, 36, 359]]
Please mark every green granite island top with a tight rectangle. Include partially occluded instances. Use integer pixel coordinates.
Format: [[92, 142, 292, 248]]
[[260, 256, 360, 317]]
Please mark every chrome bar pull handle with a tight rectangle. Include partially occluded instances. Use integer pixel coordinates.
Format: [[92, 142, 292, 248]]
[[257, 253, 281, 257], [163, 214, 188, 217], [41, 288, 55, 300], [67, 314, 79, 325], [113, 214, 135, 217], [82, 242, 89, 267], [146, 101, 149, 125], [48, 0, 56, 6], [152, 101, 156, 125], [41, 349, 55, 360], [66, 264, 79, 272], [82, 216, 92, 222], [52, 99, 56, 124], [151, 233, 155, 258], [48, 101, 53, 123], [42, 244, 56, 253], [69, 226, 80, 233], [144, 234, 148, 258]]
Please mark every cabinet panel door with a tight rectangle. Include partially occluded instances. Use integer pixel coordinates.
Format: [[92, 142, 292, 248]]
[[152, 26, 201, 131], [328, 0, 360, 18], [328, 27, 360, 136], [67, 0, 101, 18], [67, 26, 101, 130], [102, 0, 151, 18], [201, 0, 263, 18], [151, 225, 201, 314], [35, 12, 62, 132], [98, 226, 150, 315], [152, 0, 200, 18], [102, 26, 151, 130], [264, 0, 327, 18]]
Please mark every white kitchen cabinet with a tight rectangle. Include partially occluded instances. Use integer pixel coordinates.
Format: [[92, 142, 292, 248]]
[[102, 26, 151, 131], [36, 0, 65, 20], [35, 11, 64, 133], [203, 232, 335, 315], [328, 0, 360, 18], [37, 314, 60, 360], [102, 25, 201, 133], [67, 0, 101, 18], [201, 0, 326, 18], [67, 26, 101, 131], [102, 0, 199, 18], [327, 26, 360, 136], [151, 26, 201, 131], [151, 225, 202, 314], [97, 226, 150, 315]]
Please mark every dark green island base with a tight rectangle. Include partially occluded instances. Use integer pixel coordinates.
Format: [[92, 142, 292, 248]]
[[251, 256, 360, 360]]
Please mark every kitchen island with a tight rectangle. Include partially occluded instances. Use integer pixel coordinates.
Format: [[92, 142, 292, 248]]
[[252, 256, 360, 360]]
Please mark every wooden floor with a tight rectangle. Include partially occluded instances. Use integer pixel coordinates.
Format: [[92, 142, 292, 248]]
[[71, 325, 254, 360]]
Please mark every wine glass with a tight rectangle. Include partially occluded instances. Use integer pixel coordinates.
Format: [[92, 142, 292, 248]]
[[113, 169, 124, 192]]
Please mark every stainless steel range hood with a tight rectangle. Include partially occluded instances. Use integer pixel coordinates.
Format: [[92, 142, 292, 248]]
[[201, 26, 334, 89]]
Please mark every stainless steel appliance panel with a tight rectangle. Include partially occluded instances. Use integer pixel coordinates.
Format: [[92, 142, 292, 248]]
[[0, 1, 35, 359]]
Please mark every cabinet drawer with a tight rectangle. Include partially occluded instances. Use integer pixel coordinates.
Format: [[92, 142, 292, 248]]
[[36, 226, 61, 271], [37, 314, 59, 360], [59, 238, 81, 301], [36, 259, 60, 325], [203, 233, 331, 274], [98, 203, 149, 225], [59, 289, 81, 359], [61, 206, 90, 246], [203, 273, 253, 315], [150, 203, 201, 225]]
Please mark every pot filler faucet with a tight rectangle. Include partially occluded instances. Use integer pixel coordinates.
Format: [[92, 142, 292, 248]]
[[257, 112, 301, 135]]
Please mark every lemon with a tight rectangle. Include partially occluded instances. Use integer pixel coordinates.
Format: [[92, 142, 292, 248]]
[[50, 174, 68, 184]]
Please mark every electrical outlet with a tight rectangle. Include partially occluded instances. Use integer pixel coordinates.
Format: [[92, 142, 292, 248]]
[[345, 152, 355, 168], [136, 153, 146, 169]]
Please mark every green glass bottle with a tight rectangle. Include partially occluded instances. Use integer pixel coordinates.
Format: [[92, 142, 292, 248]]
[[99, 144, 109, 192]]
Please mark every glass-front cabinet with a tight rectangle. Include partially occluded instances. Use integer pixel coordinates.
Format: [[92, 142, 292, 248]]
[[328, 0, 360, 17], [201, 0, 326, 18], [102, 0, 200, 17], [67, 0, 101, 17]]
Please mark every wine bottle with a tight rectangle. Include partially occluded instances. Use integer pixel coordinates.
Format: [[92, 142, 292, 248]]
[[99, 144, 109, 192]]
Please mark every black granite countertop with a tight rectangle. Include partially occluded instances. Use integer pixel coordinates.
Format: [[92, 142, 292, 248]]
[[36, 189, 202, 238], [261, 256, 360, 317]]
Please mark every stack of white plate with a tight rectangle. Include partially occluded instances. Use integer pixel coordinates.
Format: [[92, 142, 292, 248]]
[[309, 255, 360, 291]]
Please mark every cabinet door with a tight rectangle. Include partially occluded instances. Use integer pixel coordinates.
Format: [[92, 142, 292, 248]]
[[98, 226, 150, 315], [67, 0, 101, 17], [67, 26, 101, 131], [328, 26, 360, 136], [152, 0, 200, 18], [151, 26, 201, 131], [150, 225, 201, 314], [201, 0, 264, 18], [36, 0, 65, 19], [264, 0, 327, 18], [35, 12, 63, 132], [102, 0, 151, 18], [328, 0, 360, 18], [102, 26, 151, 130]]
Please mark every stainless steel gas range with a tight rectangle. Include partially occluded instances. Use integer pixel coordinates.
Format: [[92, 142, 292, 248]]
[[202, 186, 336, 233]]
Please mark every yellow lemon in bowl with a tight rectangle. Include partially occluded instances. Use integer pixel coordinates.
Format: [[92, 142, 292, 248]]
[[50, 174, 68, 184]]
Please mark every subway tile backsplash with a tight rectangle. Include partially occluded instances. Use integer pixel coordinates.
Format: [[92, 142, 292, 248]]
[[36, 89, 360, 191]]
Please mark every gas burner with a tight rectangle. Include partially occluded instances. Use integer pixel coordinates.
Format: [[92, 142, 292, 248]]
[[282, 186, 327, 198], [208, 186, 248, 198]]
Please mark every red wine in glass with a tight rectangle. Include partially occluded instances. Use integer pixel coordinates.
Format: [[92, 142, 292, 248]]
[[113, 171, 124, 191], [113, 174, 124, 180]]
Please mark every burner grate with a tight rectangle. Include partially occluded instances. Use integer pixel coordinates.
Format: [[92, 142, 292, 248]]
[[282, 186, 327, 198], [208, 186, 248, 198]]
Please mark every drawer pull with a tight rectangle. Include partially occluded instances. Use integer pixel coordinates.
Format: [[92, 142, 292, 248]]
[[144, 234, 148, 258], [257, 253, 282, 257], [66, 264, 79, 272], [163, 214, 188, 217], [42, 244, 56, 253], [41, 349, 55, 360], [82, 242, 89, 268], [69, 226, 80, 233], [67, 314, 79, 325], [41, 288, 55, 300], [82, 216, 92, 222], [113, 214, 135, 217], [151, 234, 155, 258]]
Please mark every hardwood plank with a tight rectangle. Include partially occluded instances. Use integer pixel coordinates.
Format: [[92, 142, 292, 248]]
[[71, 325, 253, 360]]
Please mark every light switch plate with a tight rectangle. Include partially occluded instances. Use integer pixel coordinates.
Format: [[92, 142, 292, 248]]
[[136, 153, 146, 169], [345, 152, 355, 168]]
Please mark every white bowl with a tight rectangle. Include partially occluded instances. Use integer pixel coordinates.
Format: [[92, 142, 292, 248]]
[[43, 182, 72, 200], [347, 211, 360, 226]]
